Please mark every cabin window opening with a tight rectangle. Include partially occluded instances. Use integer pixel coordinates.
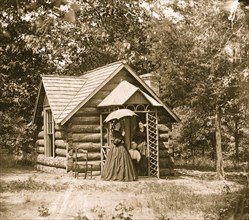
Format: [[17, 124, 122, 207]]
[[44, 108, 55, 157]]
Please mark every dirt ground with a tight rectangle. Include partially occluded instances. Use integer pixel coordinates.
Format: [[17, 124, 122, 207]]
[[0, 167, 247, 220]]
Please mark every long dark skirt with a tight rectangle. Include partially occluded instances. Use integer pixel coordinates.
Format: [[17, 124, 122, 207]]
[[101, 145, 137, 181], [131, 159, 139, 176], [139, 155, 148, 176]]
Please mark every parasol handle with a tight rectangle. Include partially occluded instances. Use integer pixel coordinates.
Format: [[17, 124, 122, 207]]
[[120, 119, 125, 136]]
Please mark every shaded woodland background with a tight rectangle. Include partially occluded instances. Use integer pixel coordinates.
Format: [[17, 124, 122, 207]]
[[0, 0, 248, 178]]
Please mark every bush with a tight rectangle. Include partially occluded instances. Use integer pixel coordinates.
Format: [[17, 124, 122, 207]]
[[174, 156, 247, 172], [0, 176, 68, 193], [0, 152, 17, 168], [174, 157, 216, 171], [0, 112, 37, 167], [0, 112, 37, 154], [0, 149, 36, 168]]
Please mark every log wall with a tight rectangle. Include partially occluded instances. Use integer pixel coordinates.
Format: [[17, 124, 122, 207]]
[[34, 68, 177, 178], [67, 106, 102, 174], [157, 112, 174, 178], [35, 110, 68, 172], [36, 164, 67, 174], [65, 70, 138, 174]]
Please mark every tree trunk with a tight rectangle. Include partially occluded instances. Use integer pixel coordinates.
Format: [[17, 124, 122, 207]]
[[202, 145, 205, 157], [215, 107, 225, 179], [192, 148, 195, 165], [234, 121, 239, 162], [234, 135, 239, 162]]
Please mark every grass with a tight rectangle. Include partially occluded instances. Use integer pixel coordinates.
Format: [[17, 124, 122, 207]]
[[0, 153, 17, 168], [0, 151, 36, 168], [38, 204, 50, 217], [0, 176, 68, 192], [0, 174, 236, 219], [73, 189, 246, 220], [175, 157, 248, 172], [73, 180, 247, 220], [1, 165, 248, 219]]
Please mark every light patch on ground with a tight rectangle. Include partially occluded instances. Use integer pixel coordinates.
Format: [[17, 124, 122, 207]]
[[0, 167, 246, 220]]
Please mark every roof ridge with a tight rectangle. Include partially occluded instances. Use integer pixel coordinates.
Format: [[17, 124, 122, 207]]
[[82, 60, 126, 76], [41, 75, 84, 79]]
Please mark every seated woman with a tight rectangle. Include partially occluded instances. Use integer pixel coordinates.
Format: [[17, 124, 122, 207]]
[[101, 120, 137, 181]]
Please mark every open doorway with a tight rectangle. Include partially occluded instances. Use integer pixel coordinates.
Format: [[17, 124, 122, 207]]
[[121, 113, 146, 150], [101, 110, 159, 177]]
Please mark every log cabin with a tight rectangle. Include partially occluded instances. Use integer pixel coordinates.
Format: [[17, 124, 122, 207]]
[[33, 60, 180, 178]]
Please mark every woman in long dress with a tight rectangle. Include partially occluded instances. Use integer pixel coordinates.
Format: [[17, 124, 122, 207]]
[[101, 121, 137, 181]]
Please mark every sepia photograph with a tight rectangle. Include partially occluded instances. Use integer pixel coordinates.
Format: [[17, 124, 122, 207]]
[[0, 0, 249, 219]]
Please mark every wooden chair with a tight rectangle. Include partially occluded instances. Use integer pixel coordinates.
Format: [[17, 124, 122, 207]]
[[73, 148, 93, 179]]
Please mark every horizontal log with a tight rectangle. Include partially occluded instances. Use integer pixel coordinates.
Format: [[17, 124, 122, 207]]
[[36, 164, 66, 174], [70, 116, 100, 125], [75, 107, 100, 116], [92, 171, 101, 176], [86, 98, 105, 107], [159, 132, 170, 138], [73, 161, 101, 172], [88, 152, 101, 161], [158, 124, 170, 133], [72, 171, 101, 177], [36, 139, 44, 146], [38, 131, 44, 138], [75, 152, 101, 161], [106, 72, 134, 87], [55, 124, 64, 131], [90, 90, 110, 99], [37, 146, 44, 154], [159, 133, 169, 142], [73, 142, 101, 152], [38, 131, 67, 140], [72, 133, 101, 142], [55, 131, 66, 139], [55, 140, 67, 149], [71, 125, 100, 133], [56, 148, 67, 157], [37, 154, 66, 168]]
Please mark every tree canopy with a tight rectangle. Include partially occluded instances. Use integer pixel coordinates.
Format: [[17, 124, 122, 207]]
[[0, 0, 248, 175], [144, 0, 249, 177], [0, 0, 150, 153]]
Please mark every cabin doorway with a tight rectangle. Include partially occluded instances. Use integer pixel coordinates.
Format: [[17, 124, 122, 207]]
[[132, 112, 159, 177], [100, 109, 159, 178]]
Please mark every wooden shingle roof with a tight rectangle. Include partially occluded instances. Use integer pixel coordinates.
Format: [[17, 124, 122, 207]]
[[33, 60, 180, 125], [57, 61, 123, 122], [42, 76, 86, 123], [35, 61, 124, 124]]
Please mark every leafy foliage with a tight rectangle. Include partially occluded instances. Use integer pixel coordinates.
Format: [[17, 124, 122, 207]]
[[145, 0, 249, 173], [0, 0, 248, 169], [0, 0, 150, 155]]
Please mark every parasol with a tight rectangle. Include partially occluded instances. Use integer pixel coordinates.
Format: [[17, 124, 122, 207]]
[[104, 109, 137, 123]]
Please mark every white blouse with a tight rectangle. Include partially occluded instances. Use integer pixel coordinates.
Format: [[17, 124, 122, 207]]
[[129, 149, 141, 162]]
